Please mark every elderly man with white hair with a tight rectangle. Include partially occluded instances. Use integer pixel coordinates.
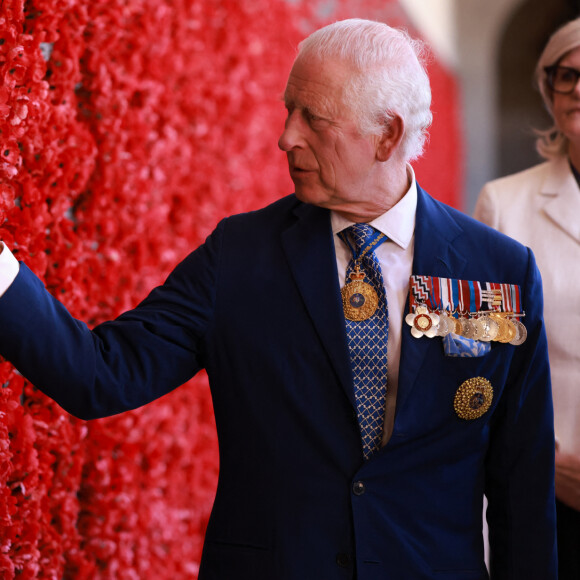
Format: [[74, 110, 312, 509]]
[[0, 19, 556, 579]]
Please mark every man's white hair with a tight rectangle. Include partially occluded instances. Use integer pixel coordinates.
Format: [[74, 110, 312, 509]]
[[297, 18, 433, 162], [534, 17, 580, 159]]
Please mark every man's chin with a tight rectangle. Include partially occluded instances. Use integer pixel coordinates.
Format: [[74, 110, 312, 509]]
[[294, 187, 327, 208]]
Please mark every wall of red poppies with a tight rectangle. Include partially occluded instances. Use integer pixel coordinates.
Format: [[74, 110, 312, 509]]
[[0, 0, 461, 577]]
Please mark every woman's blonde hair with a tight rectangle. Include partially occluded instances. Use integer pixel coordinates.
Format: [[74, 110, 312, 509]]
[[534, 17, 580, 159]]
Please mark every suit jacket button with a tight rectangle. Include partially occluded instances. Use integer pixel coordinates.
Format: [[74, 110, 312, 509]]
[[336, 553, 351, 568], [352, 480, 366, 496]]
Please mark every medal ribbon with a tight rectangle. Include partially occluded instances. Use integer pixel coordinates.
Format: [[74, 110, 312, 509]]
[[486, 282, 502, 311], [428, 276, 442, 311], [409, 275, 430, 307], [444, 277, 454, 313], [409, 276, 524, 315]]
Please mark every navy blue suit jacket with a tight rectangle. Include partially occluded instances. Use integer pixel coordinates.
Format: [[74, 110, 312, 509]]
[[0, 185, 557, 579]]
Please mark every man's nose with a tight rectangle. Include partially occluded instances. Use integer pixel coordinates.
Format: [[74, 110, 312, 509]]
[[278, 111, 303, 152]]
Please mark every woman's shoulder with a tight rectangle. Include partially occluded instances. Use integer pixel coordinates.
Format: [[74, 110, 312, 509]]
[[482, 157, 565, 193]]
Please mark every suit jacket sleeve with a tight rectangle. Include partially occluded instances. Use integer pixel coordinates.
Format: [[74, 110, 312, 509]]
[[0, 220, 226, 419], [485, 247, 557, 578]]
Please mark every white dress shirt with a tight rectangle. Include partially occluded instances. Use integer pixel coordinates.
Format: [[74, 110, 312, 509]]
[[331, 166, 417, 445], [0, 243, 20, 296]]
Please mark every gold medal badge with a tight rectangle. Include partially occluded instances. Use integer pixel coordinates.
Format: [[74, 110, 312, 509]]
[[510, 319, 527, 345], [447, 315, 462, 336], [477, 315, 499, 342], [436, 312, 452, 337], [459, 316, 477, 340], [454, 377, 493, 420], [341, 265, 379, 321], [490, 313, 517, 343]]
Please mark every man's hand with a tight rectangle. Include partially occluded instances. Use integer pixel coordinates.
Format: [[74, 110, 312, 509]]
[[555, 450, 580, 511]]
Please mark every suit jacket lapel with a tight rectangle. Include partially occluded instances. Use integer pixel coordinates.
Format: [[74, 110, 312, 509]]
[[280, 188, 473, 420], [396, 185, 467, 416], [281, 202, 355, 406], [541, 157, 580, 244]]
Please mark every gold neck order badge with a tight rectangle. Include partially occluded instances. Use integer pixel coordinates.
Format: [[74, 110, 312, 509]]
[[341, 264, 379, 321]]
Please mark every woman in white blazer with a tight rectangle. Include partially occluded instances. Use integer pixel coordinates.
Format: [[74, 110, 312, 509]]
[[474, 18, 580, 579]]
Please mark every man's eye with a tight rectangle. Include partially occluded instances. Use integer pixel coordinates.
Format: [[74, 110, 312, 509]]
[[306, 111, 324, 122]]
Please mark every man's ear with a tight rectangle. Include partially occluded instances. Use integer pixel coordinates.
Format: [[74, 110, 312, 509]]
[[376, 115, 404, 162]]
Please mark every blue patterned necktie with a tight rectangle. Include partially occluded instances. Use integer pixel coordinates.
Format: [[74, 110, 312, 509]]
[[339, 223, 389, 459]]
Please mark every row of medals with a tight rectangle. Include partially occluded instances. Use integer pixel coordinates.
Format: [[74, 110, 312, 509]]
[[410, 305, 527, 346]]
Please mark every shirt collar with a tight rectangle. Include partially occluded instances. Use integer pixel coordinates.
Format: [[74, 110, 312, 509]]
[[331, 164, 417, 250]]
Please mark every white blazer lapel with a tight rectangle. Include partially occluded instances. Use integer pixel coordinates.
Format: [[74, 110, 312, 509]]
[[542, 157, 580, 244]]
